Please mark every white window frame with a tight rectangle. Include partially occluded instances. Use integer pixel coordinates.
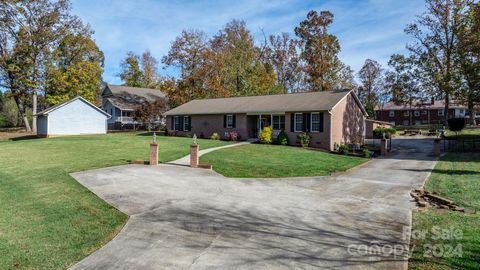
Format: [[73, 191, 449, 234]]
[[438, 109, 444, 116], [414, 110, 420, 117], [389, 111, 395, 117], [403, 110, 410, 117], [173, 116, 180, 131], [183, 116, 190, 131], [310, 112, 321, 132], [226, 114, 234, 128], [294, 113, 303, 132], [272, 115, 285, 130]]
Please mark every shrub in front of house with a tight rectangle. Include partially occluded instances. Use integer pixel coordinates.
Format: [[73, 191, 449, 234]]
[[259, 126, 273, 144], [362, 148, 371, 158], [228, 131, 239, 141], [297, 132, 311, 148], [277, 129, 289, 145], [338, 143, 349, 155], [448, 118, 466, 134], [211, 132, 220, 140], [373, 127, 397, 138]]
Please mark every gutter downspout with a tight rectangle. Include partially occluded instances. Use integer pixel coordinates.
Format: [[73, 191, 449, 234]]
[[328, 110, 333, 151]]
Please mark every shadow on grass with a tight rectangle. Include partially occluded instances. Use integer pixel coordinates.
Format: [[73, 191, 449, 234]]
[[10, 135, 41, 141], [403, 168, 480, 175]]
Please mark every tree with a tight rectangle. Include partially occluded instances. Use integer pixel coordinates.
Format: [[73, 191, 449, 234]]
[[357, 59, 383, 118], [141, 51, 159, 89], [45, 34, 104, 105], [0, 0, 94, 132], [209, 20, 277, 96], [405, 0, 467, 125], [267, 33, 301, 93], [384, 54, 426, 125], [336, 63, 357, 90], [133, 100, 167, 131], [119, 51, 144, 87], [455, 2, 480, 125], [295, 10, 343, 91], [162, 30, 209, 100]]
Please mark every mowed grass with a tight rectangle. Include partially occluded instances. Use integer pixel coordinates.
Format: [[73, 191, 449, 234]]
[[200, 144, 368, 178], [409, 153, 480, 270], [0, 133, 229, 270]]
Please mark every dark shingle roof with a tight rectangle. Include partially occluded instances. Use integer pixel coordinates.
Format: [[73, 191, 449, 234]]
[[165, 90, 362, 115], [104, 84, 167, 110]]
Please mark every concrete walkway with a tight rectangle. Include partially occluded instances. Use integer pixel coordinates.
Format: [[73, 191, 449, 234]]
[[69, 139, 437, 270], [169, 141, 250, 166]]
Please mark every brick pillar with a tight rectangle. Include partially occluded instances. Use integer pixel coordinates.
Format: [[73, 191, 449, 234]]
[[190, 144, 199, 168], [433, 139, 441, 157], [380, 139, 388, 156], [150, 143, 158, 165]]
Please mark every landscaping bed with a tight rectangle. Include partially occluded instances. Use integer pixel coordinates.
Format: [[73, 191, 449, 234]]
[[200, 144, 369, 178], [409, 152, 480, 269], [0, 133, 229, 270]]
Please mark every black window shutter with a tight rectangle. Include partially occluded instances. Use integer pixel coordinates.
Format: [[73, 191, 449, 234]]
[[179, 116, 184, 131], [223, 115, 227, 128], [319, 112, 324, 132], [232, 115, 236, 128], [302, 113, 308, 132], [187, 116, 192, 131], [290, 114, 294, 132], [171, 117, 174, 130]]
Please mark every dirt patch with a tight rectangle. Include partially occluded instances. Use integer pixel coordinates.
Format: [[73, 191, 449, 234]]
[[0, 128, 33, 141]]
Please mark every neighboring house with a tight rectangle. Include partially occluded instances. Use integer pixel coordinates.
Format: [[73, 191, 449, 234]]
[[164, 90, 367, 151], [365, 119, 393, 139], [101, 84, 168, 130], [375, 99, 470, 126], [35, 96, 110, 137]]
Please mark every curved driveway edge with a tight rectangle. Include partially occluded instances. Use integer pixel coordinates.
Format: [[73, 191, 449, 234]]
[[69, 139, 437, 269]]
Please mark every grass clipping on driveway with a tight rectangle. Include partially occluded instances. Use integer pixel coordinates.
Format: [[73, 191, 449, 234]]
[[409, 153, 480, 270], [201, 144, 368, 178], [0, 133, 229, 270]]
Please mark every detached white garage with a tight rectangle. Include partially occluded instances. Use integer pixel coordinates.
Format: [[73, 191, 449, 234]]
[[36, 96, 111, 137]]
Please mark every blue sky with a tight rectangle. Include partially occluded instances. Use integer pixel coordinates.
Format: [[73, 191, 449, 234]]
[[71, 0, 426, 85]]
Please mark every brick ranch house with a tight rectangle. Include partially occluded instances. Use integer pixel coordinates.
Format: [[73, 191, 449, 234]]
[[164, 89, 367, 151]]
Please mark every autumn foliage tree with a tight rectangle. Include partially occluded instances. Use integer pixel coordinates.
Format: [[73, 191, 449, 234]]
[[295, 11, 344, 91], [133, 100, 167, 131]]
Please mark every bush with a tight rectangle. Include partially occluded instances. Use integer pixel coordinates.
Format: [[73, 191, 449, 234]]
[[259, 126, 273, 144], [338, 144, 349, 155], [277, 129, 289, 145], [448, 118, 466, 134], [210, 132, 220, 140], [373, 127, 397, 138], [228, 131, 239, 141], [362, 148, 371, 158], [297, 132, 311, 148]]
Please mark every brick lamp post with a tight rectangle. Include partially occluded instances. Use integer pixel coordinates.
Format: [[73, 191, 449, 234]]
[[190, 134, 199, 168], [150, 132, 159, 165]]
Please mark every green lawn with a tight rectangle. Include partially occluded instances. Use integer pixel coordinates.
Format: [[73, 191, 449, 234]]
[[200, 144, 368, 178], [0, 133, 229, 270], [409, 153, 480, 270], [445, 127, 480, 138]]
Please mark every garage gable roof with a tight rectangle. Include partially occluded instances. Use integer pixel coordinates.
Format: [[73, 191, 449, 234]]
[[35, 96, 111, 118]]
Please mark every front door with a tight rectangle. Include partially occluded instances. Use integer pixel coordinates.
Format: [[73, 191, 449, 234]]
[[257, 115, 271, 137]]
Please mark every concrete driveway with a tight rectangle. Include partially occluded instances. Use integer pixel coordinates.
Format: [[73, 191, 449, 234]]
[[70, 139, 437, 270]]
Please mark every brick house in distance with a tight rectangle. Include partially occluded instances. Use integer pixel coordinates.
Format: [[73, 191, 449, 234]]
[[375, 99, 468, 126], [164, 89, 367, 151]]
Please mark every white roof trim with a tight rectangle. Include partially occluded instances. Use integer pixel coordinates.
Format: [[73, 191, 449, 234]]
[[35, 96, 111, 118]]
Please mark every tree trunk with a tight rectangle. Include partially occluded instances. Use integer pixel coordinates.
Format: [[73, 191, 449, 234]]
[[32, 90, 37, 133], [468, 101, 476, 126], [444, 93, 450, 127], [13, 95, 31, 132]]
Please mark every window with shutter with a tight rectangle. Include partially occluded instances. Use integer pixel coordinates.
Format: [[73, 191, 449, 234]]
[[294, 113, 303, 132]]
